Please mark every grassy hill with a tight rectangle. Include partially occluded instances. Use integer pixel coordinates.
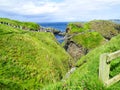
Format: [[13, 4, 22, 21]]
[[44, 31, 120, 90], [88, 20, 120, 39], [0, 20, 73, 89], [71, 32, 106, 50], [66, 22, 90, 34], [63, 20, 120, 60], [67, 20, 120, 39], [0, 18, 40, 31], [1, 18, 120, 90]]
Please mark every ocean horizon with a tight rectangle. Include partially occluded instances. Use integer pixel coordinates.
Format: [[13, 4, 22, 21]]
[[38, 22, 68, 32], [38, 22, 68, 43]]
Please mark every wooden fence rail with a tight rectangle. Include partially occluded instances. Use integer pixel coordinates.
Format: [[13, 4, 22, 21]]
[[99, 50, 120, 87]]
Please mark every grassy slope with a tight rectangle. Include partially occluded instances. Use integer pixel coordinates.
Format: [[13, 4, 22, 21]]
[[88, 20, 120, 39], [62, 20, 120, 60], [72, 32, 106, 50], [67, 22, 90, 34], [67, 20, 120, 39], [44, 33, 120, 90], [64, 21, 107, 54], [0, 24, 73, 89], [0, 18, 40, 31]]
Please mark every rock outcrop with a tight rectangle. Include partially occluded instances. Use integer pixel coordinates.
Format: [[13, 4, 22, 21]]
[[65, 41, 87, 61], [63, 20, 120, 61], [39, 27, 61, 34], [64, 32, 105, 60], [88, 20, 120, 40]]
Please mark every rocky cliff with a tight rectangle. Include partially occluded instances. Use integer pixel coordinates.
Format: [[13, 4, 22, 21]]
[[63, 20, 120, 60]]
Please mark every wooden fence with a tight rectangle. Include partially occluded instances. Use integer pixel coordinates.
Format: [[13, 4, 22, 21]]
[[99, 50, 120, 87]]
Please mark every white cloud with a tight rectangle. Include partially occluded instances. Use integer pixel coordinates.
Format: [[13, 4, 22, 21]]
[[52, 0, 120, 21], [0, 0, 120, 21], [13, 2, 59, 15], [0, 0, 59, 15]]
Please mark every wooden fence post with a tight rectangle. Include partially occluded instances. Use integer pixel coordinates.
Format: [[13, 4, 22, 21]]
[[99, 50, 120, 86], [99, 53, 110, 85]]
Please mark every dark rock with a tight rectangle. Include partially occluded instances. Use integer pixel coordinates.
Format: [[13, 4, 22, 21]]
[[63, 31, 105, 61], [22, 26, 28, 30], [65, 41, 87, 61], [57, 32, 66, 36], [39, 26, 61, 34], [46, 27, 60, 34], [0, 22, 3, 24], [66, 27, 70, 33]]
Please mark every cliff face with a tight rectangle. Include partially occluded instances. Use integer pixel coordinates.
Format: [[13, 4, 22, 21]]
[[66, 41, 87, 61], [64, 20, 120, 60]]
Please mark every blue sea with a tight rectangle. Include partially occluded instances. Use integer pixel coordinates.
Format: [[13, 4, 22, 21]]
[[38, 22, 68, 43]]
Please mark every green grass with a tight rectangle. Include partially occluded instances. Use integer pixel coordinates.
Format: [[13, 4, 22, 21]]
[[88, 20, 120, 39], [0, 18, 40, 31], [0, 24, 73, 89], [67, 22, 90, 34], [110, 57, 120, 78], [44, 33, 120, 90], [1, 18, 120, 90], [72, 32, 106, 49], [67, 20, 120, 39]]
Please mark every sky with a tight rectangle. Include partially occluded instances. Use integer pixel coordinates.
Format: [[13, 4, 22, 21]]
[[0, 0, 120, 22]]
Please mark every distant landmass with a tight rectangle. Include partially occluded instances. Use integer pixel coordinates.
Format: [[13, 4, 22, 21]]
[[110, 19, 120, 24]]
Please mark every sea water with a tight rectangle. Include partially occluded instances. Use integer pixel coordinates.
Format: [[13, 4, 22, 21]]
[[38, 22, 68, 43]]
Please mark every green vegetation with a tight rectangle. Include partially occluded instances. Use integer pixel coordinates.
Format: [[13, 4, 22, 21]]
[[110, 57, 120, 78], [63, 20, 120, 60], [0, 18, 40, 31], [67, 22, 90, 34], [0, 22, 73, 89], [88, 20, 120, 39], [44, 32, 120, 90], [43, 20, 120, 90], [72, 32, 106, 49], [67, 20, 120, 39], [1, 18, 120, 90]]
